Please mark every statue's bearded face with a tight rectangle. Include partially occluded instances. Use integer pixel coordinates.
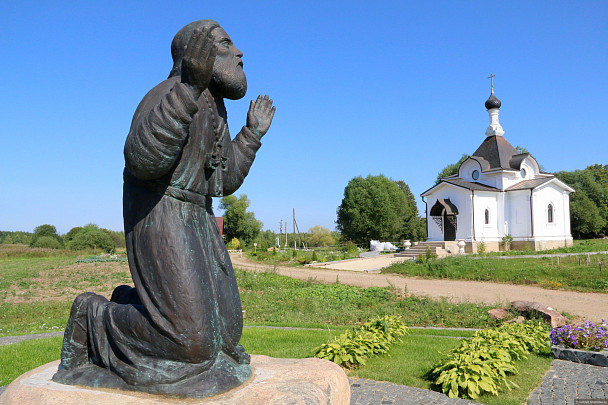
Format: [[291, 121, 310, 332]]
[[209, 28, 247, 100]]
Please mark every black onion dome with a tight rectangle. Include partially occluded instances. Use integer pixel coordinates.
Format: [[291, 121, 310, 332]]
[[485, 92, 501, 109]]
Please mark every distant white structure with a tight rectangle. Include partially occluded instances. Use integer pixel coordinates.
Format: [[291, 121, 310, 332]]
[[421, 83, 574, 252], [370, 240, 398, 252]]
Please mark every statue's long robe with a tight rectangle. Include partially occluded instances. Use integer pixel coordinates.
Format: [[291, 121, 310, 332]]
[[53, 77, 260, 396]]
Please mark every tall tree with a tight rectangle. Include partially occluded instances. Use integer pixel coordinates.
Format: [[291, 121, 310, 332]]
[[515, 146, 545, 171], [30, 224, 62, 247], [555, 168, 608, 238], [395, 180, 426, 241], [337, 175, 409, 245], [435, 154, 469, 184], [220, 194, 263, 247]]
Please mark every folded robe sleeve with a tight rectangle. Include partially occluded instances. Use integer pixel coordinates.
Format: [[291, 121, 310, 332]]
[[124, 79, 199, 180], [222, 126, 262, 196]]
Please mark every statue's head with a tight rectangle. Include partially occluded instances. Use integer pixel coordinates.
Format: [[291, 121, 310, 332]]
[[169, 20, 247, 100]]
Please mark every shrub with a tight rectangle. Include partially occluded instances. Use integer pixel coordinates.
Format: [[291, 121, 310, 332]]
[[30, 224, 62, 248], [226, 238, 241, 250], [431, 322, 548, 399], [550, 320, 608, 351], [312, 315, 408, 368], [31, 236, 62, 249], [69, 226, 116, 253], [343, 241, 359, 255]]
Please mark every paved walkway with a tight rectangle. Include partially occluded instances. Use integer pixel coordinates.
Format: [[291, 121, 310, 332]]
[[528, 360, 608, 405], [0, 331, 64, 346], [349, 378, 479, 404]]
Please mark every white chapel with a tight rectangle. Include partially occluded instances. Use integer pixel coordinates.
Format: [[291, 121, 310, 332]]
[[421, 83, 574, 252]]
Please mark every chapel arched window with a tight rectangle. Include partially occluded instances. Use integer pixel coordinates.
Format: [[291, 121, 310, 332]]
[[548, 204, 554, 223], [484, 209, 489, 225]]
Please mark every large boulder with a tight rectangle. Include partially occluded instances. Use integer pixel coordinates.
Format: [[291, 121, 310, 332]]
[[488, 308, 511, 320], [510, 300, 567, 328]]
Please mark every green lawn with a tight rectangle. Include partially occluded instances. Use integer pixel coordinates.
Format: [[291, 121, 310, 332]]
[[0, 327, 552, 405], [383, 253, 608, 293], [0, 245, 557, 402], [480, 238, 608, 256], [0, 256, 502, 338]]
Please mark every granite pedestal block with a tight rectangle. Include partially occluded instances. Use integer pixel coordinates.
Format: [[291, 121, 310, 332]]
[[0, 355, 350, 404]]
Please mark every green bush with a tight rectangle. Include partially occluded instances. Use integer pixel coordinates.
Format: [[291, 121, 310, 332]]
[[30, 224, 62, 248], [312, 315, 408, 368], [69, 226, 115, 253], [430, 322, 548, 399], [343, 241, 359, 255], [31, 236, 62, 249], [226, 237, 241, 250]]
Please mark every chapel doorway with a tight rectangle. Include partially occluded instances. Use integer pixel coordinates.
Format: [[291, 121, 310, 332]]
[[430, 199, 459, 241], [443, 213, 457, 241]]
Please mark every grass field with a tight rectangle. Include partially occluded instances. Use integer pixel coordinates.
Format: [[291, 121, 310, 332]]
[[479, 238, 608, 256], [0, 245, 558, 402], [383, 252, 608, 293], [0, 246, 503, 337]]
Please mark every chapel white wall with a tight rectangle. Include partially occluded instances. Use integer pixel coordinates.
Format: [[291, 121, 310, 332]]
[[532, 184, 572, 239], [506, 190, 532, 239], [425, 185, 473, 242]]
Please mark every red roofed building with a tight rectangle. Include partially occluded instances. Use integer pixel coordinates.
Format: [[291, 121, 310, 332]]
[[216, 217, 225, 237]]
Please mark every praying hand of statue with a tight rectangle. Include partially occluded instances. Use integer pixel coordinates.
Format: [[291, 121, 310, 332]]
[[247, 94, 276, 139], [180, 27, 216, 94]]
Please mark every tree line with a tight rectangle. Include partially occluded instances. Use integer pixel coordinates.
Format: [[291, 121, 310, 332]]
[[9, 163, 601, 254], [219, 194, 343, 250], [555, 164, 608, 239], [1, 224, 125, 253]]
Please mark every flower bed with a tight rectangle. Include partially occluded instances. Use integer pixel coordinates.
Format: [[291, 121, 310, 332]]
[[550, 320, 608, 366]]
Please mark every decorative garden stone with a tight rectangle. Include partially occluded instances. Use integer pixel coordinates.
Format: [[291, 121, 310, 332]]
[[53, 20, 275, 398]]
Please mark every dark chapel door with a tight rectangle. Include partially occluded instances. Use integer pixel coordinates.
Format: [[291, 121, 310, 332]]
[[443, 213, 456, 241]]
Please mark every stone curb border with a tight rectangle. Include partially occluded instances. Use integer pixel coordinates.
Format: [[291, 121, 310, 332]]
[[551, 345, 608, 367]]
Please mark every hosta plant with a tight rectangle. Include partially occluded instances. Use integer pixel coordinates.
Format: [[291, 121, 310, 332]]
[[312, 315, 408, 368], [431, 321, 549, 399]]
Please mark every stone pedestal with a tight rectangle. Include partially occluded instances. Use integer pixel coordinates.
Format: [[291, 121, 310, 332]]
[[0, 355, 350, 405]]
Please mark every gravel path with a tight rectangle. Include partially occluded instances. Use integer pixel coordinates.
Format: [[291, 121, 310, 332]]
[[231, 255, 608, 322], [0, 332, 64, 346]]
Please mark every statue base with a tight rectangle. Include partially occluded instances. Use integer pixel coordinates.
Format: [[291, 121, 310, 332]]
[[0, 355, 350, 404]]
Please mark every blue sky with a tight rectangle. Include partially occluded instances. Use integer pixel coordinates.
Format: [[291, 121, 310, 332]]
[[1, 1, 606, 235]]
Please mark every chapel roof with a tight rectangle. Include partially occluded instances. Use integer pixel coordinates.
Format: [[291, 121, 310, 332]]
[[471, 135, 521, 171], [505, 177, 575, 193], [441, 179, 501, 192], [420, 178, 501, 197], [505, 178, 553, 191]]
